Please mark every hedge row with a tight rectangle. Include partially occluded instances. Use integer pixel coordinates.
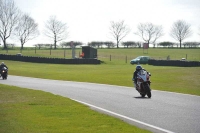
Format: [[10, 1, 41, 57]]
[[0, 54, 100, 64], [148, 59, 200, 67]]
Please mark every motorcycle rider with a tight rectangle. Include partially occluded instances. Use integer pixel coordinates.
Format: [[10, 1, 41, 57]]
[[0, 62, 8, 77], [132, 65, 150, 90]]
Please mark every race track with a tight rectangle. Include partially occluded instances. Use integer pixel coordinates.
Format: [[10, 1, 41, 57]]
[[1, 75, 200, 133]]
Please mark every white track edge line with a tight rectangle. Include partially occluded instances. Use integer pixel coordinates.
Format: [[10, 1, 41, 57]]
[[71, 98, 175, 133]]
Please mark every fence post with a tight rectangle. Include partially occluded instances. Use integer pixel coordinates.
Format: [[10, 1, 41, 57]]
[[110, 55, 111, 61], [35, 46, 36, 54], [50, 45, 52, 56], [186, 54, 187, 60], [64, 49, 66, 58]]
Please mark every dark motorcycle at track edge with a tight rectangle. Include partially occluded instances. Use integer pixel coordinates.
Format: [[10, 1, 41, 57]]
[[1, 67, 8, 80]]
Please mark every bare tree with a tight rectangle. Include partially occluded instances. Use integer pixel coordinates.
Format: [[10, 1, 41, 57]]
[[15, 13, 39, 49], [62, 41, 82, 48], [44, 16, 68, 49], [0, 0, 20, 49], [104, 41, 115, 48], [109, 20, 130, 48], [122, 41, 137, 48], [158, 42, 174, 48], [34, 44, 44, 49], [183, 42, 200, 48], [88, 41, 103, 48], [170, 20, 192, 48], [135, 22, 163, 48]]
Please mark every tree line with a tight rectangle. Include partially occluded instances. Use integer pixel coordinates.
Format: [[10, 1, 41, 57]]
[[1, 0, 200, 50], [34, 41, 200, 49], [0, 0, 68, 50]]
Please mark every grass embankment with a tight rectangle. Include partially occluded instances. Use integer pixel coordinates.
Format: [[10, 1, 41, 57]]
[[0, 84, 151, 133]]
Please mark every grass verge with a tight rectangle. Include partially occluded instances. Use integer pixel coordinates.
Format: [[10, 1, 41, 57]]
[[4, 60, 200, 96], [0, 84, 151, 133]]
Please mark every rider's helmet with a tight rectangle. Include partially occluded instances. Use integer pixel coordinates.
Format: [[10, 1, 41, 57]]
[[136, 65, 142, 71], [1, 62, 4, 65]]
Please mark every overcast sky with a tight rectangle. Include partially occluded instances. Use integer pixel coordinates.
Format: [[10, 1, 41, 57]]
[[10, 0, 200, 46]]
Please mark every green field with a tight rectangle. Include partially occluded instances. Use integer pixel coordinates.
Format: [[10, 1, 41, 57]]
[[1, 48, 200, 95], [1, 48, 200, 96], [0, 48, 200, 133], [0, 84, 151, 133], [1, 48, 200, 61], [3, 60, 200, 95]]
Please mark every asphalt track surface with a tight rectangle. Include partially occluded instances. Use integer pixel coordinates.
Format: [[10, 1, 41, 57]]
[[1, 75, 200, 133]]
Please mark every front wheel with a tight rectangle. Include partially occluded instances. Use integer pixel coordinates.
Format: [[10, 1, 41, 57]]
[[140, 93, 146, 97], [145, 84, 151, 98], [2, 74, 7, 80], [147, 91, 151, 98]]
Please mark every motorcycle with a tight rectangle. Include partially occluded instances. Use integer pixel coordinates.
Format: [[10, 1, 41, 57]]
[[1, 67, 8, 80], [134, 69, 151, 98]]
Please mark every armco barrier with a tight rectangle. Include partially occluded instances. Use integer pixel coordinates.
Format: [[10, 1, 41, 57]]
[[148, 59, 200, 67], [0, 54, 100, 64]]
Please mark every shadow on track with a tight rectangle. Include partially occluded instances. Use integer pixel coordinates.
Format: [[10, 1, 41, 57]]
[[133, 96, 150, 99]]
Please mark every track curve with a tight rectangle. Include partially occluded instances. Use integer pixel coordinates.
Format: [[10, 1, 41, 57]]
[[1, 75, 200, 133]]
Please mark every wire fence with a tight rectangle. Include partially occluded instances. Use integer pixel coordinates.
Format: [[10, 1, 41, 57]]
[[98, 54, 200, 62], [0, 48, 200, 63]]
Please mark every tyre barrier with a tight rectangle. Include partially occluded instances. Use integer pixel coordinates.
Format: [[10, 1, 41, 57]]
[[148, 59, 200, 67], [0, 54, 100, 64]]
